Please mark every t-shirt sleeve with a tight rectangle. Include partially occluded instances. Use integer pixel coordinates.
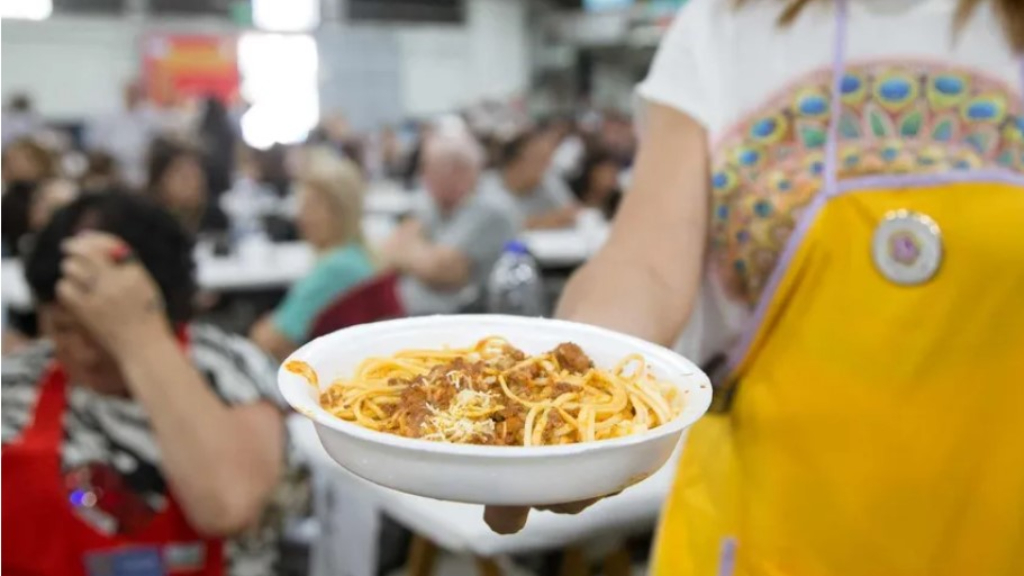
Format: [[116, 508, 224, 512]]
[[190, 324, 287, 409], [635, 0, 716, 129], [272, 252, 370, 343], [434, 201, 518, 276]]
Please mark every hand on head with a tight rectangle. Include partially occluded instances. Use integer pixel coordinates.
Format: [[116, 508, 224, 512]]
[[57, 231, 170, 359]]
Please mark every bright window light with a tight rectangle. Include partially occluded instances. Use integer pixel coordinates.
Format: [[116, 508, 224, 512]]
[[1, 0, 53, 20], [238, 33, 319, 149], [253, 0, 320, 33]]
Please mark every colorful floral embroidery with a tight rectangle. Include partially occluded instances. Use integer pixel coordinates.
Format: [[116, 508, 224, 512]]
[[710, 61, 1024, 306]]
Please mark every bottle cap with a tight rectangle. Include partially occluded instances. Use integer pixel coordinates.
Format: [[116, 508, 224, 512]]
[[503, 240, 530, 255]]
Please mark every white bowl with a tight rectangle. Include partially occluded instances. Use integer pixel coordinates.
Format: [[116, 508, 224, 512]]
[[278, 315, 712, 505]]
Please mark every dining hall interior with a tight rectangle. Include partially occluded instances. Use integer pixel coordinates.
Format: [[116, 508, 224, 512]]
[[4, 0, 1023, 575]]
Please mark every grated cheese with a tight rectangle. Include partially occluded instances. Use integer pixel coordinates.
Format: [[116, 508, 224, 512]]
[[422, 389, 498, 442]]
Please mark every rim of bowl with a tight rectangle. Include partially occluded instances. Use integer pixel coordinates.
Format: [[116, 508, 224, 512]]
[[278, 315, 713, 458]]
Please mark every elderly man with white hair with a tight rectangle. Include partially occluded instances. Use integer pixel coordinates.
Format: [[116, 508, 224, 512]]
[[381, 130, 519, 315]]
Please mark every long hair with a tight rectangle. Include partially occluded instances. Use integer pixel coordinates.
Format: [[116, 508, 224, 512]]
[[299, 146, 367, 247], [741, 0, 1024, 53]]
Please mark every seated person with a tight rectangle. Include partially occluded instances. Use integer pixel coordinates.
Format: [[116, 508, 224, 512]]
[[2, 180, 39, 257], [29, 178, 79, 233], [482, 128, 580, 229], [382, 132, 518, 315], [2, 137, 55, 189], [147, 138, 228, 236], [570, 148, 623, 220], [2, 193, 287, 575], [250, 147, 376, 359], [2, 178, 79, 258], [80, 150, 123, 194]]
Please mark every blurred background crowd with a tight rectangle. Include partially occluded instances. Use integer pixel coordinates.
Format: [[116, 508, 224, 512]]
[[6, 0, 1023, 574], [1, 1, 675, 575]]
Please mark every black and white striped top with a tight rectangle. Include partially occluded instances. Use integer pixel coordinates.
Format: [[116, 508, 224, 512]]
[[1, 323, 290, 576]]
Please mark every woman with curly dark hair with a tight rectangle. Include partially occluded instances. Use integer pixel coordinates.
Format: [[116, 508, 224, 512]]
[[2, 194, 287, 576]]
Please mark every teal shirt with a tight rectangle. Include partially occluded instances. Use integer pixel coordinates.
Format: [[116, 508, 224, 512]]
[[273, 243, 375, 343]]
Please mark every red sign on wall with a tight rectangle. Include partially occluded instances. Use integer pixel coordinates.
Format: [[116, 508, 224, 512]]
[[143, 34, 239, 106]]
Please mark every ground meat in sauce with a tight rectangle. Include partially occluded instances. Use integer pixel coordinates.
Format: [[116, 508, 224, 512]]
[[543, 411, 565, 443], [504, 345, 527, 361], [492, 345, 527, 371], [398, 385, 431, 436], [385, 342, 596, 444], [552, 342, 593, 374], [552, 381, 575, 397], [506, 362, 544, 388], [493, 403, 526, 446], [426, 383, 456, 409]]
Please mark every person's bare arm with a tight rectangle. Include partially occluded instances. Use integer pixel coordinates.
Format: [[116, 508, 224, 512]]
[[249, 314, 298, 362], [384, 219, 471, 291], [559, 103, 708, 342], [395, 237, 472, 291], [484, 102, 710, 534], [119, 336, 284, 536], [59, 233, 284, 536], [524, 205, 581, 230]]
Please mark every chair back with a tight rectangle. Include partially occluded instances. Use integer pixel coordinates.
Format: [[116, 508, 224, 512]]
[[309, 272, 404, 339]]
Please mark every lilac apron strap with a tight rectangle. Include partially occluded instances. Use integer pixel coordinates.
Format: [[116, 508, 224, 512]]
[[1019, 56, 1024, 105], [823, 0, 849, 198]]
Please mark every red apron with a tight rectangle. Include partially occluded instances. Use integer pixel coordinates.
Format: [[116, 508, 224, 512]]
[[2, 338, 225, 576]]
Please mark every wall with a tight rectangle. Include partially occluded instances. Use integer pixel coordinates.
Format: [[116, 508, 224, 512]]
[[1, 17, 143, 120], [394, 0, 529, 117], [0, 0, 531, 123]]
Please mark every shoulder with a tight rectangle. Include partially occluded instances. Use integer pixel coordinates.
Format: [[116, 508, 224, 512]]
[[636, 0, 730, 126], [187, 323, 284, 407], [473, 179, 518, 216], [322, 244, 375, 273], [295, 245, 374, 296], [2, 341, 54, 388], [469, 190, 520, 229], [2, 342, 54, 443], [652, 0, 745, 53], [637, 0, 802, 130]]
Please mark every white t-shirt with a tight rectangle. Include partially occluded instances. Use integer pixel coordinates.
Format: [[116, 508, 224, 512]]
[[636, 0, 1022, 366], [87, 106, 167, 189], [639, 0, 1018, 136]]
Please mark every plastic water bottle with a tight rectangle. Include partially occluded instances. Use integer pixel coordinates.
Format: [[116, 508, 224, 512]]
[[487, 240, 546, 316]]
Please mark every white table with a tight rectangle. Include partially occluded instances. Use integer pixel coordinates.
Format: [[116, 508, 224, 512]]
[[289, 416, 677, 576], [1, 260, 32, 313], [193, 241, 316, 292], [523, 227, 607, 269], [0, 217, 606, 311]]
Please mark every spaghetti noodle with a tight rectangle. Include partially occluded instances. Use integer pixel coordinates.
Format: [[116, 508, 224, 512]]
[[289, 337, 683, 447]]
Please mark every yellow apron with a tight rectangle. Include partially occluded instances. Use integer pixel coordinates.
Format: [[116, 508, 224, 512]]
[[652, 3, 1024, 574]]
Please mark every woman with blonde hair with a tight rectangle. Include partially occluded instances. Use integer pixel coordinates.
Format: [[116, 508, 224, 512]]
[[250, 147, 375, 359], [485, 0, 1024, 574]]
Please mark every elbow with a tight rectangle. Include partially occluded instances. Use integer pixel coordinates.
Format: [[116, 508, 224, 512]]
[[415, 255, 471, 291], [434, 268, 471, 291], [183, 490, 265, 537], [249, 317, 295, 362]]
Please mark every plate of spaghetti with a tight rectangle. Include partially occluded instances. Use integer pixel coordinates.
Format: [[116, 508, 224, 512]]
[[279, 315, 711, 505]]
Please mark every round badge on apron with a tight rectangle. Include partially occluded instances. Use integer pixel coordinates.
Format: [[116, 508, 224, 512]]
[[871, 209, 943, 285]]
